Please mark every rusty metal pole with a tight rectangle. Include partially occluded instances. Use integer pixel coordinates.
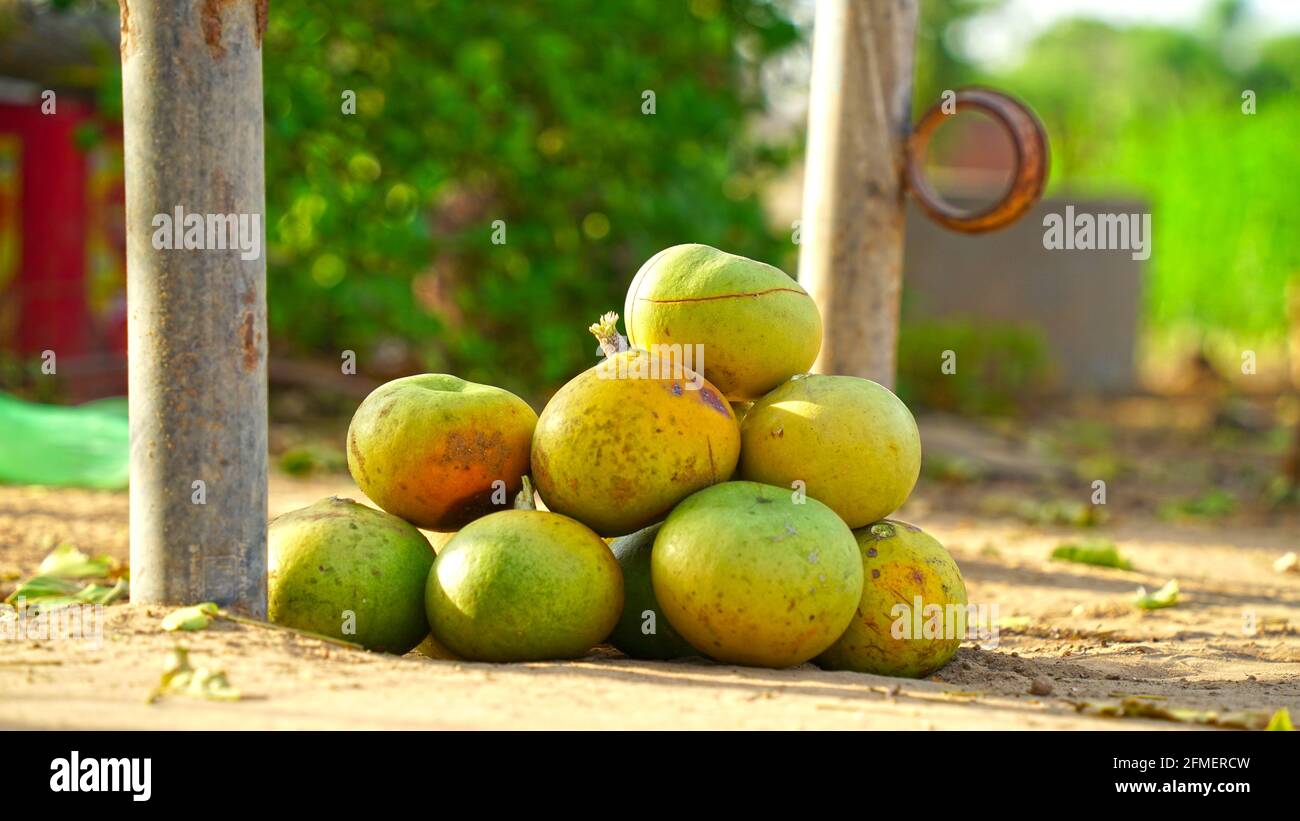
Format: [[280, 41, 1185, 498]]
[[121, 0, 268, 615], [798, 0, 918, 389]]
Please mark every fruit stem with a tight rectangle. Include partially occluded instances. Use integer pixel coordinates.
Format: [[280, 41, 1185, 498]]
[[514, 475, 537, 510], [588, 311, 628, 358]]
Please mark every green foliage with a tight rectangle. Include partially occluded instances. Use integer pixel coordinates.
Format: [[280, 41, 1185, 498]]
[[896, 319, 1053, 416], [276, 443, 346, 477], [262, 0, 800, 398], [979, 493, 1108, 528], [1158, 488, 1238, 520]]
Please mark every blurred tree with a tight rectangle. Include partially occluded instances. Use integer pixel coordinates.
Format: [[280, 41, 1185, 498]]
[[911, 0, 1300, 349], [261, 0, 801, 399], [1002, 9, 1300, 342], [911, 0, 995, 114]]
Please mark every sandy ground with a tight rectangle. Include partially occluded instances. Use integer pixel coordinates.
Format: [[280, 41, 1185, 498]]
[[2, 405, 1299, 730]]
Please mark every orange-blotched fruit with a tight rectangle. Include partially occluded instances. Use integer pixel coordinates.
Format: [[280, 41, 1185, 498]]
[[347, 374, 537, 531]]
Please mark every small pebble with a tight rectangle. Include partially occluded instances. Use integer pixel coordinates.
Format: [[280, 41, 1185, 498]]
[[1028, 677, 1054, 696]]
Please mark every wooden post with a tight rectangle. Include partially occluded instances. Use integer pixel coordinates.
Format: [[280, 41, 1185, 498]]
[[121, 0, 269, 615], [798, 0, 919, 389]]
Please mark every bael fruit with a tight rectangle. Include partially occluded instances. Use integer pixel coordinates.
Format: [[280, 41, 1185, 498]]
[[817, 520, 968, 678], [624, 244, 822, 401], [740, 374, 921, 528], [651, 481, 863, 668], [347, 374, 537, 531], [425, 501, 623, 662], [530, 314, 740, 537], [607, 523, 699, 660], [268, 497, 434, 654]]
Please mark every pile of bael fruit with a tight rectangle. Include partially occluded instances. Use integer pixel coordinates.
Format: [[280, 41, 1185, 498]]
[[269, 244, 968, 678]]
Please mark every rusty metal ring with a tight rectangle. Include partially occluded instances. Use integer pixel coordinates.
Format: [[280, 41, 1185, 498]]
[[906, 87, 1049, 234]]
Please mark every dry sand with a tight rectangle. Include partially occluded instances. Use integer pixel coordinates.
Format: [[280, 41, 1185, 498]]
[[3, 461, 1296, 730]]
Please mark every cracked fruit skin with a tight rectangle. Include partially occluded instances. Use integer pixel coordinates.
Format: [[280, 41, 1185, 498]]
[[650, 481, 863, 668], [740, 374, 921, 529], [347, 374, 537, 531], [608, 523, 700, 660], [531, 350, 740, 536], [817, 520, 967, 678], [425, 510, 623, 662], [624, 244, 822, 401], [268, 497, 434, 654]]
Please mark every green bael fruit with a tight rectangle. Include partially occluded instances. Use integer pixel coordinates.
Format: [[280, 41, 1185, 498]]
[[817, 520, 968, 679], [607, 523, 700, 660], [624, 244, 822, 401], [651, 481, 863, 668], [425, 509, 623, 662], [347, 374, 537, 531], [740, 374, 921, 528], [531, 347, 740, 537], [268, 497, 434, 654]]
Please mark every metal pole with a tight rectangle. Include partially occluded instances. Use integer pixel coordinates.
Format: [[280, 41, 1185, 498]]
[[798, 0, 918, 389], [122, 0, 268, 615]]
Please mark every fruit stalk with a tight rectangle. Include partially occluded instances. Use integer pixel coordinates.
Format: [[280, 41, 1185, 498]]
[[588, 311, 629, 358]]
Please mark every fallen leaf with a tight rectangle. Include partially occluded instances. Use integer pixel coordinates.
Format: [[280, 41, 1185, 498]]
[[1078, 697, 1279, 729], [74, 578, 129, 606], [1052, 539, 1132, 570], [148, 646, 241, 703], [1134, 579, 1179, 610], [161, 602, 219, 632], [5, 575, 128, 609], [37, 543, 118, 579], [1265, 708, 1294, 731]]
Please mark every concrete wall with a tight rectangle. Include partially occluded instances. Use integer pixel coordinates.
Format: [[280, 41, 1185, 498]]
[[902, 197, 1147, 393]]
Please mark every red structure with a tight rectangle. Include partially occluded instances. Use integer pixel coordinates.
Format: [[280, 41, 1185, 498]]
[[0, 94, 127, 398]]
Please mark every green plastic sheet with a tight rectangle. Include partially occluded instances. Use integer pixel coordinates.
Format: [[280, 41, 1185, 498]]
[[0, 393, 129, 490]]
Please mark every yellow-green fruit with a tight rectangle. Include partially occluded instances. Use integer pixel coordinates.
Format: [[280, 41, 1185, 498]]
[[347, 374, 537, 531], [269, 497, 434, 654], [651, 481, 863, 668], [425, 510, 623, 661], [531, 349, 740, 536], [740, 374, 920, 528], [624, 244, 822, 401], [817, 520, 967, 678]]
